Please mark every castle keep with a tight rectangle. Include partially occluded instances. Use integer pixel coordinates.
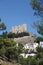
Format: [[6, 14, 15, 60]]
[[11, 24, 27, 33]]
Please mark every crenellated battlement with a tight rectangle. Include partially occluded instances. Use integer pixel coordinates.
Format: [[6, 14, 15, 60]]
[[11, 24, 27, 33]]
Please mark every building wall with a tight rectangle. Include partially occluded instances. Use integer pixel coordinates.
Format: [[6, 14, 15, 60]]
[[11, 24, 27, 33]]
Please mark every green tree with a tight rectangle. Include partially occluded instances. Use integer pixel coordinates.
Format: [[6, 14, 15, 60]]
[[31, 0, 43, 17], [0, 19, 6, 30], [39, 59, 43, 65], [36, 46, 43, 52], [32, 19, 43, 36], [2, 31, 8, 38], [29, 58, 37, 65], [31, 0, 43, 36], [35, 37, 43, 43], [0, 18, 6, 55], [17, 43, 24, 53]]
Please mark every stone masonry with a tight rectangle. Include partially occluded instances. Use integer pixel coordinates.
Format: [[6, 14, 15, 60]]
[[11, 24, 27, 33]]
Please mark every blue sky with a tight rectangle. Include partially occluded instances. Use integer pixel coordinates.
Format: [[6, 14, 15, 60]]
[[0, 0, 40, 35]]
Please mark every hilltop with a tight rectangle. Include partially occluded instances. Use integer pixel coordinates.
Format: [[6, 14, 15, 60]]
[[9, 24, 37, 44], [14, 32, 37, 45]]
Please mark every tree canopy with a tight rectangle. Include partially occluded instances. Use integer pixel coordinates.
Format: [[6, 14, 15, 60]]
[[0, 19, 6, 30], [31, 0, 43, 36], [31, 0, 43, 17]]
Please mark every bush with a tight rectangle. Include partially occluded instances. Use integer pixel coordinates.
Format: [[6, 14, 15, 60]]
[[8, 32, 29, 38], [39, 59, 43, 65], [35, 37, 43, 43], [29, 58, 37, 65]]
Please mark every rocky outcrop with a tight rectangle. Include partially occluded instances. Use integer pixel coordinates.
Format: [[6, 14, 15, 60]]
[[14, 32, 37, 45], [10, 24, 37, 45]]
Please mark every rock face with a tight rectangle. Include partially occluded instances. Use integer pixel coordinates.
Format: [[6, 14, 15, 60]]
[[10, 24, 27, 33], [10, 24, 37, 45], [14, 32, 37, 45]]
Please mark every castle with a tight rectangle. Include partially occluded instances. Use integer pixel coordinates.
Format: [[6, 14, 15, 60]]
[[10, 24, 37, 44], [10, 24, 27, 33]]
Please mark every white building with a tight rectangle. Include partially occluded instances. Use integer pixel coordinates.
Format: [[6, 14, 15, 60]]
[[33, 43, 38, 48], [24, 44, 30, 49], [33, 43, 38, 52], [20, 53, 36, 58], [24, 43, 39, 53], [40, 42, 43, 48]]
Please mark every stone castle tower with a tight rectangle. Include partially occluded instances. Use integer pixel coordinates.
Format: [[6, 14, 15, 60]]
[[11, 24, 27, 33]]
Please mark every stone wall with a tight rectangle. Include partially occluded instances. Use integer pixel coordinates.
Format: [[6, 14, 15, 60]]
[[11, 24, 27, 33]]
